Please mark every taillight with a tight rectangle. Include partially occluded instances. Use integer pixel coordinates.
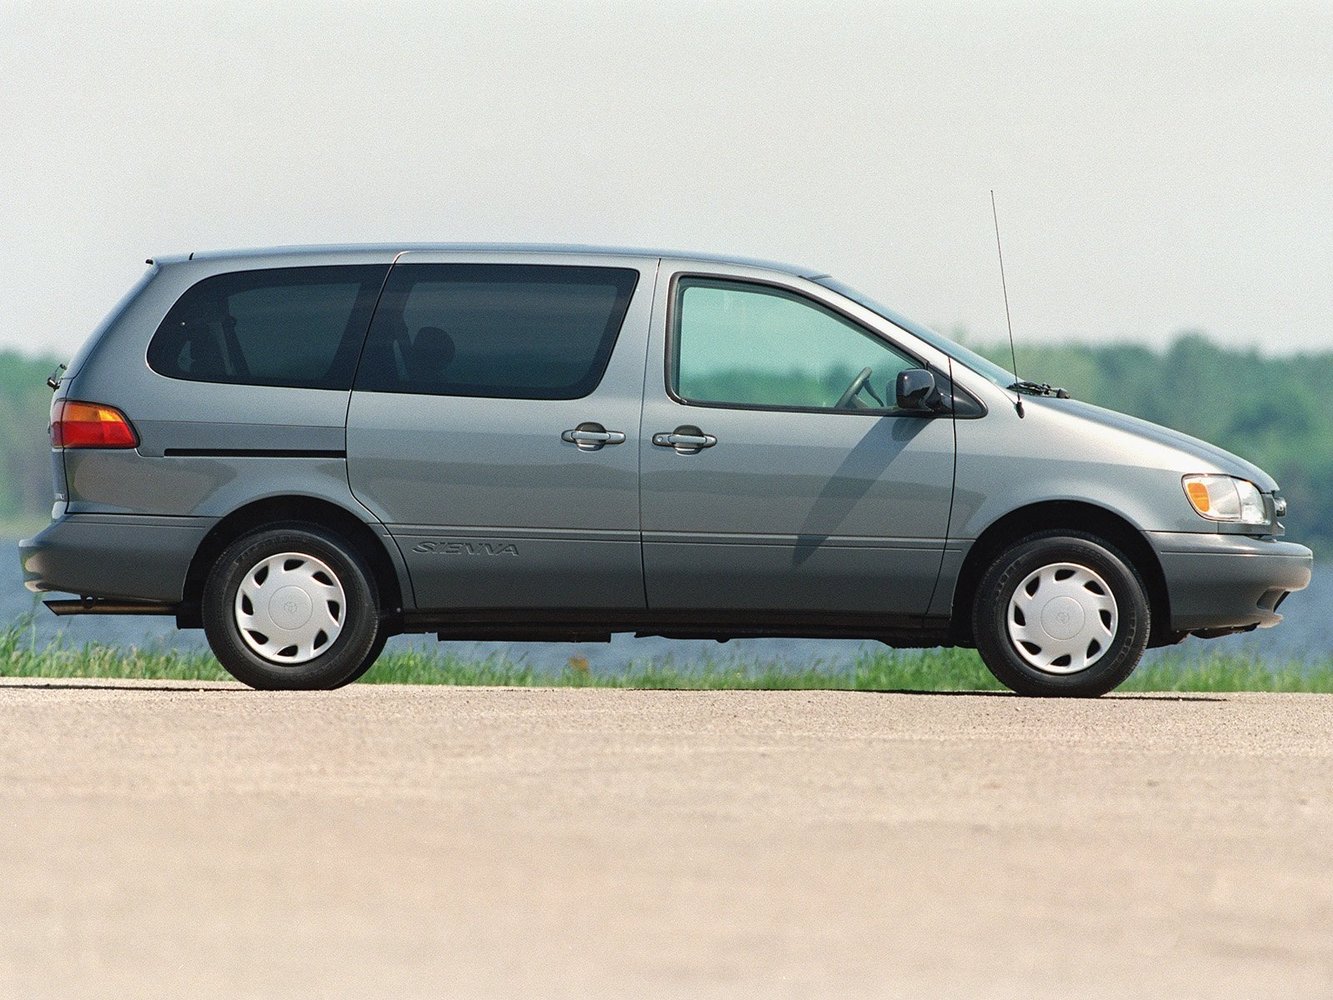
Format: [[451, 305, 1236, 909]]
[[50, 399, 139, 449]]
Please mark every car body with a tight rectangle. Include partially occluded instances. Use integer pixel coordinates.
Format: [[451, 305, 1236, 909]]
[[20, 245, 1313, 694]]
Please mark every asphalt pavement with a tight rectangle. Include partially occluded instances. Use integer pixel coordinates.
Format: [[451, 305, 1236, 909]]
[[1, 680, 1329, 999]]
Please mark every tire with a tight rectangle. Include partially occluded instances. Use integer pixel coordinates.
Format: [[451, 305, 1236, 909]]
[[337, 630, 389, 687], [971, 532, 1150, 697], [202, 524, 384, 690]]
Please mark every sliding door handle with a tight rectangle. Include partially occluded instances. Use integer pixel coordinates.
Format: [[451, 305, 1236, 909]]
[[561, 422, 626, 451]]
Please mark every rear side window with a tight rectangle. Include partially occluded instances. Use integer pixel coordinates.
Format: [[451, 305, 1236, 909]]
[[148, 266, 389, 390], [355, 264, 639, 400]]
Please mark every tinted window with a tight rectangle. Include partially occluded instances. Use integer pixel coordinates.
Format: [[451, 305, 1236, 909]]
[[355, 264, 639, 400], [673, 279, 917, 412], [148, 266, 388, 390]]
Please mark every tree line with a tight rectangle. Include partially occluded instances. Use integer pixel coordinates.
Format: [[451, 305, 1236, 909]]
[[0, 351, 60, 526], [0, 336, 1328, 548]]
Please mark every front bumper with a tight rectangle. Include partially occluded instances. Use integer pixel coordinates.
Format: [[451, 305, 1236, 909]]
[[1149, 531, 1313, 632], [20, 513, 214, 604]]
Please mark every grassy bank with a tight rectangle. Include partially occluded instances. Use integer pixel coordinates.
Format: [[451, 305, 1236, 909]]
[[2, 619, 1330, 692]]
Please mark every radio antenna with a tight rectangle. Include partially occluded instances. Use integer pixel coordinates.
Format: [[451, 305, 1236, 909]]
[[990, 190, 1024, 417]]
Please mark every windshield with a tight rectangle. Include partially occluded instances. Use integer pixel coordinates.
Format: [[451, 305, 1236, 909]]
[[815, 276, 1017, 389]]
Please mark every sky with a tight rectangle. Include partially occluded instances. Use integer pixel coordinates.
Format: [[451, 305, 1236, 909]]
[[2, 1, 1330, 359]]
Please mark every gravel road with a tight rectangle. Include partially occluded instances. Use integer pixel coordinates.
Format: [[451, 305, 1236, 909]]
[[1, 680, 1330, 999]]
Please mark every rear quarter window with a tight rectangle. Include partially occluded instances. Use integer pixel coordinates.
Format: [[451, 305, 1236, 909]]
[[147, 265, 389, 390], [354, 263, 639, 400]]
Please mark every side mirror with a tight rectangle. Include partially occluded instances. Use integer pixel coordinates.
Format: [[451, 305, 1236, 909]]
[[895, 368, 940, 412]]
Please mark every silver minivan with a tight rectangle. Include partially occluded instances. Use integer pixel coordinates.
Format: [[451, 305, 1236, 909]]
[[20, 245, 1313, 695]]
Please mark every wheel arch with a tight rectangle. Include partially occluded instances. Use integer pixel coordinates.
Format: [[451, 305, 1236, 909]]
[[948, 500, 1173, 648], [178, 496, 407, 628]]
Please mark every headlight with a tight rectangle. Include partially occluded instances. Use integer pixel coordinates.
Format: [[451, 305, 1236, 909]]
[[1182, 474, 1268, 525]]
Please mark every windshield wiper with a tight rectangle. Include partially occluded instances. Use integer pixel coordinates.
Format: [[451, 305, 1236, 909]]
[[1009, 380, 1070, 399]]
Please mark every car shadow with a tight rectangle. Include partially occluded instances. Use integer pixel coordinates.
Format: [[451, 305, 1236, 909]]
[[0, 681, 243, 693], [607, 686, 1228, 702], [848, 688, 1228, 702]]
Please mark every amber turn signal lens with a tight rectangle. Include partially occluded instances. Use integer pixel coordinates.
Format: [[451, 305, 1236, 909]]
[[1184, 479, 1211, 513], [50, 399, 139, 449]]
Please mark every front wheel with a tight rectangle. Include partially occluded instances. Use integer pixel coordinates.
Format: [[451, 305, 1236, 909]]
[[971, 533, 1150, 697], [202, 524, 383, 690]]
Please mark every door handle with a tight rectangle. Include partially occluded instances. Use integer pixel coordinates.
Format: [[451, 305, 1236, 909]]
[[561, 422, 626, 451], [651, 425, 718, 454]]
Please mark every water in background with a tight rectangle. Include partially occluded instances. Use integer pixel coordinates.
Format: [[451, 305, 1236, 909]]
[[4, 539, 1327, 674]]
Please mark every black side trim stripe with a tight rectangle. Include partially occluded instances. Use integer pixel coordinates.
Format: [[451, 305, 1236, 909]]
[[163, 448, 346, 459]]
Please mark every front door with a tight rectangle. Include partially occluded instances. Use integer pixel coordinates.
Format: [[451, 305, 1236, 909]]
[[346, 254, 656, 610], [640, 273, 955, 618]]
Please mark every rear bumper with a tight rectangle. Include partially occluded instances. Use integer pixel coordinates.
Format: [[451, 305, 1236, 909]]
[[20, 513, 213, 604], [1149, 532, 1314, 632]]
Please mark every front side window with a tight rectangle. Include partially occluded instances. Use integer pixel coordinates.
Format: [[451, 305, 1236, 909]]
[[147, 266, 389, 390], [815, 275, 1017, 390], [673, 279, 918, 412], [354, 264, 639, 400]]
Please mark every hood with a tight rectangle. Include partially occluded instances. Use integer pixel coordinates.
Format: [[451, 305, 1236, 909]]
[[1026, 396, 1279, 492]]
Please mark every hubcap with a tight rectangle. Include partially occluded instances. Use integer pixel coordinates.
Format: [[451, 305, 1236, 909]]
[[234, 552, 345, 664], [1007, 562, 1118, 674]]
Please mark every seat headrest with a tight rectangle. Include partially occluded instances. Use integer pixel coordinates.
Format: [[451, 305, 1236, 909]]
[[413, 326, 456, 375]]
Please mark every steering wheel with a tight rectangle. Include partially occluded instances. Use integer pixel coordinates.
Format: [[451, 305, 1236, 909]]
[[834, 367, 874, 409]]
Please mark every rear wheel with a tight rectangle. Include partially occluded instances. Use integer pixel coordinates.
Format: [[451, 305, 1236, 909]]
[[202, 524, 383, 690], [971, 532, 1149, 696]]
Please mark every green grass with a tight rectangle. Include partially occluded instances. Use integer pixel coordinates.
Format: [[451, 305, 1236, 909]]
[[2, 616, 1330, 692], [1120, 652, 1333, 693]]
